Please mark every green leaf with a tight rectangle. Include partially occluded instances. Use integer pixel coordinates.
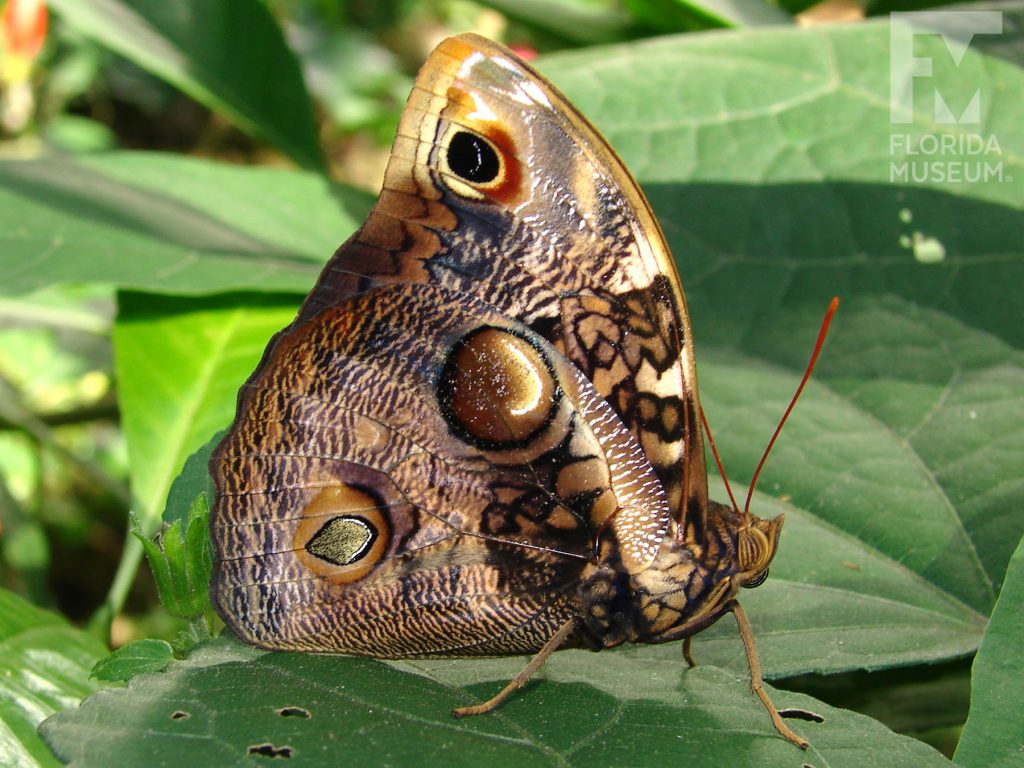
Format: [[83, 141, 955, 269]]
[[0, 153, 373, 297], [114, 293, 299, 534], [0, 588, 107, 768], [47, 0, 324, 169], [132, 494, 211, 621], [954, 535, 1024, 768], [91, 639, 175, 683], [476, 0, 638, 45], [164, 433, 219, 530], [39, 633, 953, 768], [103, 293, 299, 617], [624, 0, 792, 30]]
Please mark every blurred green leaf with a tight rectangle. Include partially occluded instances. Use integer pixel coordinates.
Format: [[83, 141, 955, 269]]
[[286, 22, 410, 136], [0, 588, 107, 768], [47, 0, 324, 169], [478, 0, 638, 45], [39, 633, 954, 768], [91, 639, 174, 682], [0, 153, 374, 297], [624, 0, 791, 31], [954, 535, 1024, 768]]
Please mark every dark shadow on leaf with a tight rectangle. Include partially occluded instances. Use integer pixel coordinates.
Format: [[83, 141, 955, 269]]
[[643, 181, 1023, 350]]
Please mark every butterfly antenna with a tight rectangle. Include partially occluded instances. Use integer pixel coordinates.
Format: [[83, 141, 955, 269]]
[[742, 297, 839, 517], [700, 408, 741, 514]]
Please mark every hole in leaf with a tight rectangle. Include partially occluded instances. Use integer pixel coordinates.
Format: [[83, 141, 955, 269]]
[[277, 706, 310, 719], [170, 711, 189, 720], [247, 743, 293, 759], [780, 708, 825, 723], [802, 763, 816, 768]]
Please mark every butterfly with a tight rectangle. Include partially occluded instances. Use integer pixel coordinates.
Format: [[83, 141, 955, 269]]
[[209, 33, 806, 748]]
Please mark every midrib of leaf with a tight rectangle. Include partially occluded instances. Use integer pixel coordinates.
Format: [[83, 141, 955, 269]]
[[137, 309, 243, 529], [710, 350, 997, 613]]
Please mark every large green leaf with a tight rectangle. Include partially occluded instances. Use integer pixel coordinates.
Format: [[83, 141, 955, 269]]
[[46, 0, 324, 169], [39, 633, 953, 768], [536, 13, 1023, 607], [0, 589, 107, 768], [954, 536, 1024, 768], [0, 153, 372, 297]]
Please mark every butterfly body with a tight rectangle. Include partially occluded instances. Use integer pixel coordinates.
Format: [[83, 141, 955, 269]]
[[210, 33, 802, 746]]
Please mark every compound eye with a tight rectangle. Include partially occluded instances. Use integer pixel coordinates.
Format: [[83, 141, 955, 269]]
[[742, 568, 769, 589]]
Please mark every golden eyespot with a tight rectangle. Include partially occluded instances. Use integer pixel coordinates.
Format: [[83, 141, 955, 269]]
[[439, 326, 559, 448]]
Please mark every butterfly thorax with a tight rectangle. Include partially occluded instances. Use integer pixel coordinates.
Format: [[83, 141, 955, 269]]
[[577, 500, 784, 649]]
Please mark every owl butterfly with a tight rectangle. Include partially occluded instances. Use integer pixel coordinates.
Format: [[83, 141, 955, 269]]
[[211, 34, 808, 748]]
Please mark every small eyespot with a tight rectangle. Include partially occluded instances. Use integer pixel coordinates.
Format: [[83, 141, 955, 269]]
[[446, 131, 500, 183], [742, 568, 769, 589]]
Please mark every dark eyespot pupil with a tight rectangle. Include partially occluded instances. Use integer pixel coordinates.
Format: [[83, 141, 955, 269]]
[[447, 131, 499, 183]]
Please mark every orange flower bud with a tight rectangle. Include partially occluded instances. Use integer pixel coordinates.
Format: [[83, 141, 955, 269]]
[[2, 0, 48, 65]]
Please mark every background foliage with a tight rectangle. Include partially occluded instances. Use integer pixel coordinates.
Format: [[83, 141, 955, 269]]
[[0, 0, 1021, 766]]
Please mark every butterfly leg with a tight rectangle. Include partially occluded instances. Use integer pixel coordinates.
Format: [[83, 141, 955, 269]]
[[682, 637, 696, 668], [731, 600, 809, 749], [451, 617, 578, 718]]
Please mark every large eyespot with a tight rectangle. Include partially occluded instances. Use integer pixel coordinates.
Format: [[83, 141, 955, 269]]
[[438, 326, 560, 449], [294, 484, 389, 584], [446, 131, 500, 184]]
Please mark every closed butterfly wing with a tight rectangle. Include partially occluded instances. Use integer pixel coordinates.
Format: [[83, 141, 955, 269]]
[[210, 33, 805, 748], [301, 34, 708, 530], [212, 282, 671, 655]]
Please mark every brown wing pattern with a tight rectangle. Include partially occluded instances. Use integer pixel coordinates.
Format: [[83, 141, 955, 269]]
[[299, 34, 707, 528], [211, 282, 672, 655]]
